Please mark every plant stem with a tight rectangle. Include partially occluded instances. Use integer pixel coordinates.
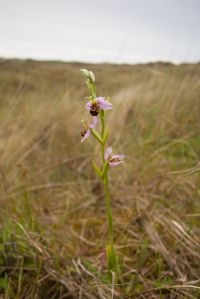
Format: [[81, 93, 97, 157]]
[[104, 171, 114, 246], [104, 170, 118, 273], [100, 111, 105, 163], [100, 110, 117, 274]]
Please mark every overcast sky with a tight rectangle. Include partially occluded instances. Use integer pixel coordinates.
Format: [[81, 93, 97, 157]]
[[0, 0, 200, 64]]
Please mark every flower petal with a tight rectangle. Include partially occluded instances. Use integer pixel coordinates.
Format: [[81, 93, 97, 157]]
[[81, 129, 90, 142], [89, 116, 98, 129], [104, 147, 112, 161], [108, 160, 123, 167], [85, 101, 92, 110], [97, 97, 113, 110]]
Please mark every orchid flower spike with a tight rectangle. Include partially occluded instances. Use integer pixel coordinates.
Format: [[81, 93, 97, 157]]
[[105, 147, 125, 166], [81, 116, 98, 142], [80, 69, 95, 83], [85, 97, 113, 116]]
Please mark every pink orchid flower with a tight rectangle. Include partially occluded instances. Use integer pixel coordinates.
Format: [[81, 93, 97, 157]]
[[105, 147, 124, 166], [81, 116, 98, 142], [85, 97, 113, 116]]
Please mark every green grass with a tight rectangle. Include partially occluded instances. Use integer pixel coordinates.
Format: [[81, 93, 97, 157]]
[[0, 58, 200, 298]]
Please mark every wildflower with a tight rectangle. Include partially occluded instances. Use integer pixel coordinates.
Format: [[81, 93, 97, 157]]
[[105, 147, 124, 166], [81, 116, 98, 142], [85, 97, 113, 116]]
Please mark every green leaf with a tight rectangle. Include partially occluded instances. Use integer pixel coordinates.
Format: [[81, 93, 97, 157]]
[[91, 129, 103, 144], [92, 161, 103, 178]]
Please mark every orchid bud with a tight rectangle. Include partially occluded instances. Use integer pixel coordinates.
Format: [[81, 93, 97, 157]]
[[80, 68, 96, 97], [80, 69, 95, 83]]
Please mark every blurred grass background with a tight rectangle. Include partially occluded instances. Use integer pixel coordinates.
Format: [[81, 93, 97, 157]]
[[0, 58, 200, 298]]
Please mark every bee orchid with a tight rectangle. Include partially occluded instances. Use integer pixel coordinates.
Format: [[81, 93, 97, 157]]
[[105, 147, 124, 166], [81, 116, 98, 142], [85, 97, 113, 116]]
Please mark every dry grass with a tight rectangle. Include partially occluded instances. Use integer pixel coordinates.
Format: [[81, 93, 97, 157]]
[[0, 58, 200, 298]]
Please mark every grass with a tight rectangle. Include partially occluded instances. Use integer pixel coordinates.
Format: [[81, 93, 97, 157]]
[[0, 58, 200, 298]]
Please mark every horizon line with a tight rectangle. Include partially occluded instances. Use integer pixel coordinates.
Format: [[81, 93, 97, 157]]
[[1, 56, 200, 66]]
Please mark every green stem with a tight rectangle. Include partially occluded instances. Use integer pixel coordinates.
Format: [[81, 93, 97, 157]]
[[100, 110, 117, 275], [104, 171, 113, 245], [104, 169, 118, 274], [100, 110, 105, 163]]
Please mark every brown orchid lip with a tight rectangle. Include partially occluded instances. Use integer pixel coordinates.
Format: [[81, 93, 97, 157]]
[[109, 157, 119, 163], [90, 102, 100, 116], [81, 129, 87, 137]]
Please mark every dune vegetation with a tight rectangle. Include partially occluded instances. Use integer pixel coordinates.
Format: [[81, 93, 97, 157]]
[[0, 58, 200, 298]]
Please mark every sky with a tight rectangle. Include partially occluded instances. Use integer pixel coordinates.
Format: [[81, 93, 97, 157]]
[[0, 0, 200, 64]]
